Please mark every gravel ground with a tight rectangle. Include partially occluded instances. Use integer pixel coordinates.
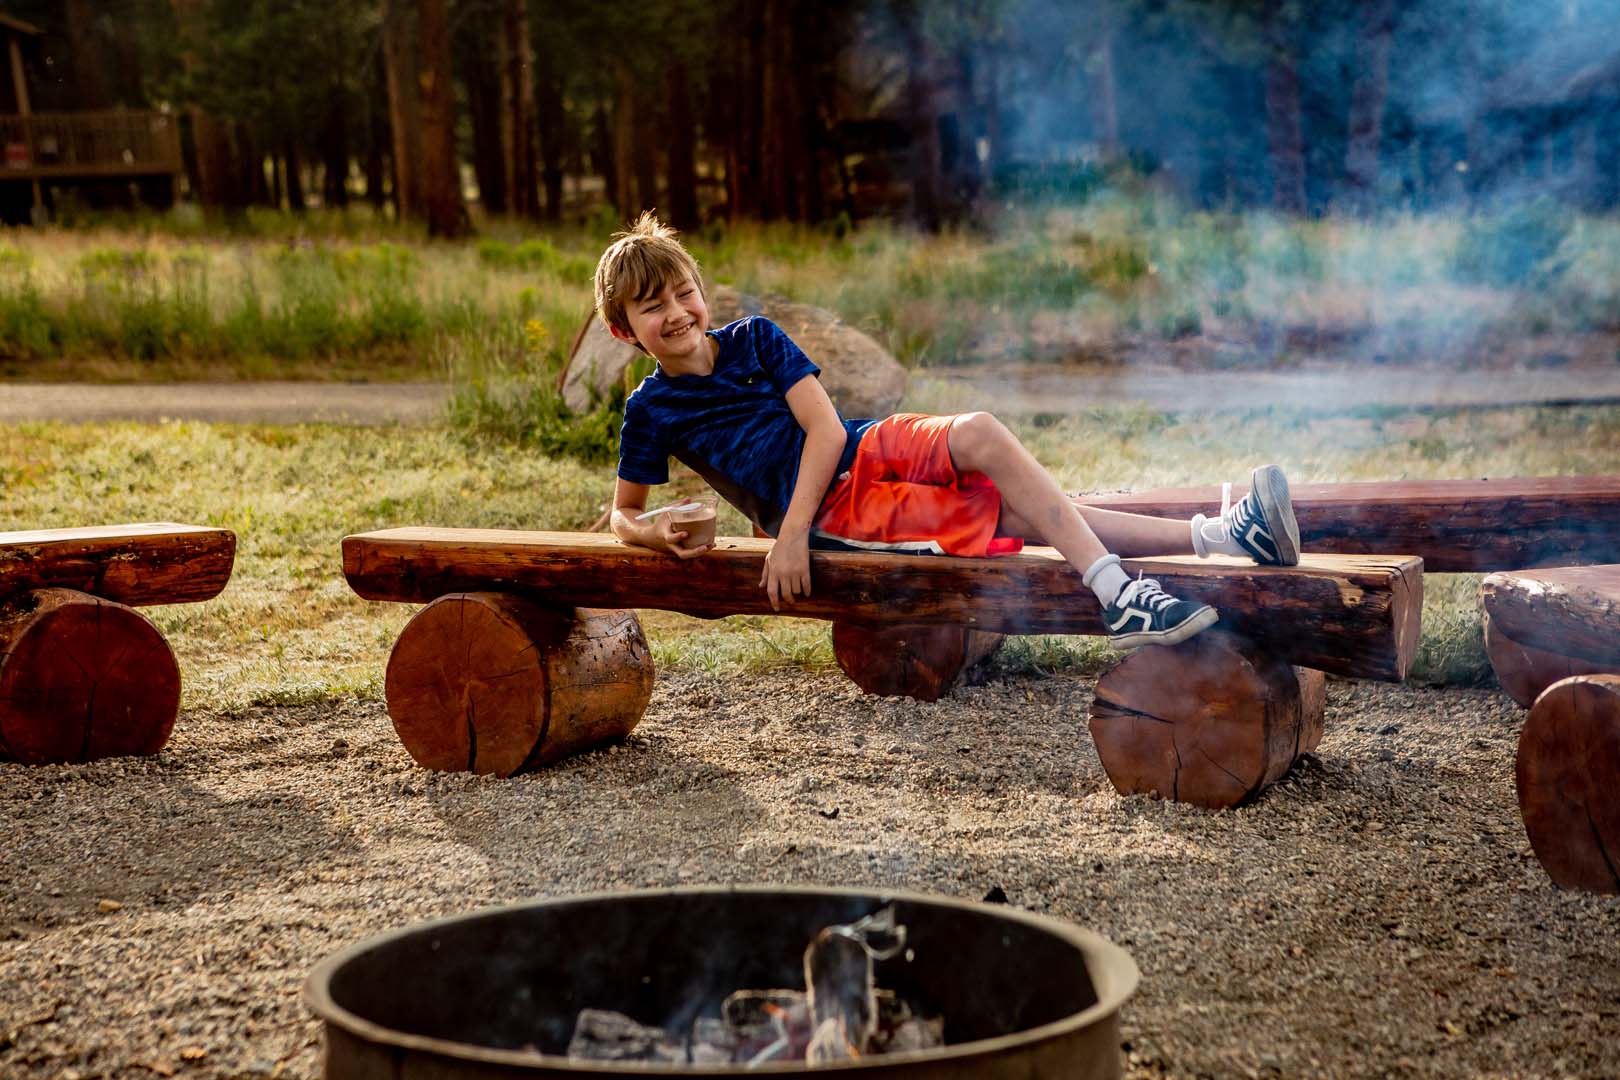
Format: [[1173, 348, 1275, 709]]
[[2, 671, 1617, 1080]]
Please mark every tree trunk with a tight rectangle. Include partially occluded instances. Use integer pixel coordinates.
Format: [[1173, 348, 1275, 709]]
[[1263, 2, 1307, 215], [170, 0, 244, 215], [385, 595, 654, 775], [1343, 0, 1394, 214], [898, 2, 942, 231], [727, 2, 763, 222], [632, 84, 658, 218], [283, 140, 307, 212], [611, 67, 637, 217], [500, 0, 538, 218], [322, 88, 351, 209], [467, 18, 507, 214], [1089, 631, 1325, 808], [1091, 23, 1119, 157], [536, 73, 565, 220], [1517, 675, 1620, 893], [63, 0, 112, 109], [382, 0, 423, 220], [415, 0, 469, 238], [666, 61, 700, 229], [0, 590, 180, 765]]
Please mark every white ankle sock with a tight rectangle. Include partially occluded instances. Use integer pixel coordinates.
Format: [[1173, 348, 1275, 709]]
[[1191, 513, 1246, 558], [1083, 553, 1130, 606]]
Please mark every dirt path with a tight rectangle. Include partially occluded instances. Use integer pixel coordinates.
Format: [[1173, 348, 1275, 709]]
[[5, 365, 1620, 425]]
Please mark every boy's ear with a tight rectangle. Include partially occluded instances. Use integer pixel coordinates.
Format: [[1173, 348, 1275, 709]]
[[607, 322, 641, 348]]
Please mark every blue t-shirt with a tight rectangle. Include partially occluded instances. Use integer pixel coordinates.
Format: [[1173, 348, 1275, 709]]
[[617, 316, 874, 535]]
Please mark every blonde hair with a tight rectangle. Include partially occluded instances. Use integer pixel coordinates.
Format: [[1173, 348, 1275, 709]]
[[593, 211, 703, 336]]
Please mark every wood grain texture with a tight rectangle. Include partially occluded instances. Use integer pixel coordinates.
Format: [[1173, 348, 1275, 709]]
[[0, 588, 180, 764], [1483, 612, 1613, 708], [0, 523, 236, 606], [384, 595, 653, 775], [1480, 566, 1620, 669], [1088, 631, 1325, 809], [1517, 675, 1620, 894], [342, 530, 1423, 682], [1077, 476, 1620, 572], [831, 622, 1004, 700]]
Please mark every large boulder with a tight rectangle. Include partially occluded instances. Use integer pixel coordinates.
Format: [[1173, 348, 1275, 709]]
[[561, 285, 907, 420]]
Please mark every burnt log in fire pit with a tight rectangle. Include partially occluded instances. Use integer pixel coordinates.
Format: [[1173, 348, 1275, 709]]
[[304, 885, 1139, 1078]]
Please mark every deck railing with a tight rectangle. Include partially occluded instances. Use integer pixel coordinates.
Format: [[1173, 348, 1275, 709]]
[[0, 110, 182, 179]]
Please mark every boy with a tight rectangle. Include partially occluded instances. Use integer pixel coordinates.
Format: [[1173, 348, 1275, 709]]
[[596, 213, 1299, 649]]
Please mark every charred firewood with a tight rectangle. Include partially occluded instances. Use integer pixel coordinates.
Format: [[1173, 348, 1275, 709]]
[[565, 1008, 682, 1062], [803, 906, 908, 1063]]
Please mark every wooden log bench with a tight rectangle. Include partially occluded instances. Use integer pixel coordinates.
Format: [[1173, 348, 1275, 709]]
[[1479, 566, 1620, 893], [1078, 475, 1620, 572], [0, 524, 236, 765], [343, 527, 1422, 807]]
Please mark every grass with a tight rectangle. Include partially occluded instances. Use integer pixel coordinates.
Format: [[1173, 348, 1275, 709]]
[[6, 401, 1617, 714], [1, 198, 1616, 383]]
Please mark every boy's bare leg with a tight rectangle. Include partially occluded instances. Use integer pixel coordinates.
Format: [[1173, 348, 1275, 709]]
[[999, 502, 1195, 557], [946, 412, 1194, 567]]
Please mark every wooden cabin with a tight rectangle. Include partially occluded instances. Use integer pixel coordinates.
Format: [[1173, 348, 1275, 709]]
[[0, 13, 181, 223]]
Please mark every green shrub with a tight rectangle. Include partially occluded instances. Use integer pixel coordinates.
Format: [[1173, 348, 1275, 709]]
[[1453, 204, 1572, 287]]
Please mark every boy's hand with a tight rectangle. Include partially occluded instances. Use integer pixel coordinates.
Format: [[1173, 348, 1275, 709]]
[[654, 514, 712, 559], [760, 531, 811, 610]]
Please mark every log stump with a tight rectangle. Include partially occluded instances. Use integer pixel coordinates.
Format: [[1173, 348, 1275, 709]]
[[384, 594, 654, 776], [0, 588, 180, 764], [1088, 631, 1325, 809], [1483, 613, 1611, 708], [831, 622, 1004, 701], [1517, 675, 1620, 894]]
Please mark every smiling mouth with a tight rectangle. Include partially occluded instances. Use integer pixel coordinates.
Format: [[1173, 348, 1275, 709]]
[[663, 322, 696, 338]]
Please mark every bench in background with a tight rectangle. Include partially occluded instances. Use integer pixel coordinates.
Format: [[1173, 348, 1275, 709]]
[[0, 524, 236, 765]]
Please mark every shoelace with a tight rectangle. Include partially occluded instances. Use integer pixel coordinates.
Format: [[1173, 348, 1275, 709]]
[[1217, 480, 1235, 535], [1118, 572, 1176, 611]]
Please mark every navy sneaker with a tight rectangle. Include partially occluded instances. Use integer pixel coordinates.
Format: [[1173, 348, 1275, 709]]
[[1102, 575, 1218, 649], [1223, 464, 1300, 566]]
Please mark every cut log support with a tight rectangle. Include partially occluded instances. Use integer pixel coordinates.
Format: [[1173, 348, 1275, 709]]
[[0, 523, 236, 606], [1517, 675, 1620, 894], [1483, 613, 1612, 708], [384, 594, 654, 775], [0, 588, 180, 764], [1088, 631, 1325, 809], [1480, 566, 1620, 672], [831, 622, 1004, 701], [342, 530, 1422, 682], [1078, 476, 1620, 572]]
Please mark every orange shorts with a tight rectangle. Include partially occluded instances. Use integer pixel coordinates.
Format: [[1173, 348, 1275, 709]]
[[811, 413, 1024, 558]]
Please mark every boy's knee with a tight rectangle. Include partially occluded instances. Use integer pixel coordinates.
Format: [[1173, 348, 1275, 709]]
[[949, 411, 1014, 466]]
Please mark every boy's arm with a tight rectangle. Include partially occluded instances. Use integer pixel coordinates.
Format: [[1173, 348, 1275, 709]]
[[610, 477, 712, 558], [762, 374, 846, 610]]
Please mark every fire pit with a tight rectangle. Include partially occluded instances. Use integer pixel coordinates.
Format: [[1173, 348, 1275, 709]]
[[304, 885, 1138, 1078]]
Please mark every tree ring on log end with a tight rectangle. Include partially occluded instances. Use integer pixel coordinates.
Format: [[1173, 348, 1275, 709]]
[[1517, 675, 1620, 894], [0, 588, 180, 765], [385, 594, 654, 776], [831, 621, 1004, 701], [1088, 630, 1323, 809]]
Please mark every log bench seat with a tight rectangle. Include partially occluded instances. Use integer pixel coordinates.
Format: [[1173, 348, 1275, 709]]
[[0, 523, 237, 765], [1079, 475, 1620, 573], [342, 527, 1422, 807], [1479, 566, 1620, 895]]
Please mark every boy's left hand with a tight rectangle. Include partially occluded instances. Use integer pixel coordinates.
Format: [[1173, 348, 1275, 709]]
[[760, 531, 812, 611]]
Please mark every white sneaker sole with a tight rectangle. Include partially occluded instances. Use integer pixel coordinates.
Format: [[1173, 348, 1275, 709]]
[[1251, 465, 1300, 566], [1108, 604, 1219, 651]]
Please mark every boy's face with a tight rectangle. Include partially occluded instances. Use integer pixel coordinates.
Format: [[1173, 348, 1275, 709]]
[[610, 275, 711, 367]]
